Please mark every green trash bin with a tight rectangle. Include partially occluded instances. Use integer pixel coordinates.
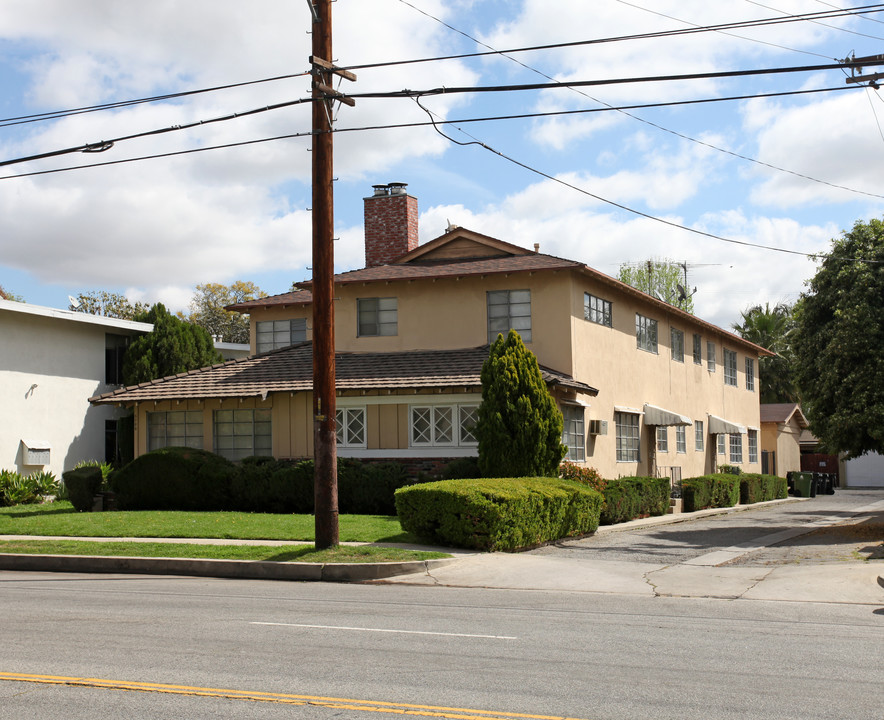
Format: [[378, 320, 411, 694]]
[[793, 472, 814, 498]]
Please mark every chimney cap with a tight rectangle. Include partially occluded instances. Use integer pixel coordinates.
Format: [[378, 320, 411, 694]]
[[371, 184, 388, 196], [387, 182, 408, 195]]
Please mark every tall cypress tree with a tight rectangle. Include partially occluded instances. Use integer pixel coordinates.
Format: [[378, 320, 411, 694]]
[[476, 330, 565, 477], [122, 303, 223, 385]]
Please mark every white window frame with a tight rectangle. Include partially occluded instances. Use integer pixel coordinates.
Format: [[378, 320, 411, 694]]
[[748, 429, 758, 464], [147, 410, 204, 451], [717, 434, 726, 455], [729, 433, 743, 464], [656, 426, 668, 453], [410, 404, 478, 448], [693, 334, 702, 364], [615, 412, 641, 462], [724, 348, 738, 386], [213, 408, 271, 461], [584, 293, 612, 328], [671, 328, 684, 362], [487, 289, 532, 343], [562, 405, 586, 462], [335, 407, 366, 448], [695, 420, 704, 452], [707, 341, 717, 372], [745, 357, 755, 392], [358, 297, 398, 337], [675, 425, 687, 454], [636, 314, 658, 353], [256, 319, 307, 354]]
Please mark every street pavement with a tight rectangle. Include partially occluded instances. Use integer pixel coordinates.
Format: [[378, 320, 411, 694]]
[[2, 489, 882, 605]]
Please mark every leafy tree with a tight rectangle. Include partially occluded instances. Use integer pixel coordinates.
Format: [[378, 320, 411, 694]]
[[792, 218, 884, 458], [0, 284, 24, 302], [122, 303, 223, 385], [184, 281, 265, 344], [732, 302, 798, 403], [70, 291, 149, 319], [475, 330, 565, 477], [618, 259, 695, 313]]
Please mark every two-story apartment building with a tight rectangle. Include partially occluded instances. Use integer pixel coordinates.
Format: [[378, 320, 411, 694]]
[[91, 184, 771, 481]]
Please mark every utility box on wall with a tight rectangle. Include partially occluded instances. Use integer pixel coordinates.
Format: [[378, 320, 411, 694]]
[[21, 439, 51, 466]]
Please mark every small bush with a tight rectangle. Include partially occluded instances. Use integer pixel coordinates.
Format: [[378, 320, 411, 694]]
[[559, 462, 607, 494], [339, 460, 415, 515], [61, 466, 103, 512], [599, 476, 669, 525], [395, 476, 603, 551], [110, 447, 238, 510], [739, 473, 788, 504], [441, 457, 481, 480], [230, 458, 313, 513], [682, 474, 740, 512]]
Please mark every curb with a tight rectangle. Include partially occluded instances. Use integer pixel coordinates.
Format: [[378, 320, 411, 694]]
[[0, 553, 459, 582]]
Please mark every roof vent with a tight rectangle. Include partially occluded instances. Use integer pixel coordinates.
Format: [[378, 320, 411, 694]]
[[388, 182, 408, 195], [372, 184, 388, 197]]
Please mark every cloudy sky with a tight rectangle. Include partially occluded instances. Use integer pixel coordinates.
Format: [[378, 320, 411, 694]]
[[2, 0, 883, 330]]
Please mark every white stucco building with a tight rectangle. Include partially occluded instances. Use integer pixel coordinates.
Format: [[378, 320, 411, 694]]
[[1, 299, 151, 477]]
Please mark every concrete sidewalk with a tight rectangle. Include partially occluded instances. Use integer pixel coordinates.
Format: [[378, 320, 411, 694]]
[[1, 497, 882, 604]]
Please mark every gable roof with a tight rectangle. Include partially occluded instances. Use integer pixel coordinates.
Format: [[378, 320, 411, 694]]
[[226, 289, 312, 313], [89, 343, 597, 405], [233, 226, 774, 358], [760, 403, 808, 427]]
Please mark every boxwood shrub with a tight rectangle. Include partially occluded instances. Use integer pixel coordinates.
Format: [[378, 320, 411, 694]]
[[394, 476, 603, 551], [739, 473, 788, 504], [682, 473, 740, 512], [600, 476, 670, 525], [61, 466, 103, 512]]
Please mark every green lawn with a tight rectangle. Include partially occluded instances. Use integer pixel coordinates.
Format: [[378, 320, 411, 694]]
[[0, 501, 416, 543], [0, 539, 448, 563]]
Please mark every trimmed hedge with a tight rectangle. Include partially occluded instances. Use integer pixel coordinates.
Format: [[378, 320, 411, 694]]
[[600, 476, 670, 525], [109, 449, 417, 514], [682, 474, 740, 512], [61, 466, 103, 512], [739, 473, 788, 504], [394, 476, 603, 551]]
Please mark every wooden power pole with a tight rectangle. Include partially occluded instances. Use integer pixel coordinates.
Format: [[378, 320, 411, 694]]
[[309, 0, 354, 549]]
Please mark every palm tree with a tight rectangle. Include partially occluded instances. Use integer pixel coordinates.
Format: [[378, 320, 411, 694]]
[[732, 302, 798, 403]]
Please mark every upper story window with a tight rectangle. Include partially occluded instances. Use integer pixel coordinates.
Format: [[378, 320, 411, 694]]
[[615, 412, 641, 462], [105, 333, 129, 384], [487, 290, 531, 343], [358, 297, 398, 337], [745, 358, 755, 392], [147, 411, 204, 451], [562, 405, 585, 462], [671, 328, 684, 362], [707, 341, 717, 372], [336, 408, 366, 448], [724, 348, 738, 386], [635, 314, 658, 353], [257, 319, 307, 353], [584, 293, 612, 327], [693, 334, 702, 364]]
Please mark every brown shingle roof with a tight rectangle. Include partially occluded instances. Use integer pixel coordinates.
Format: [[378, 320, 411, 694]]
[[760, 403, 808, 426], [89, 343, 597, 404], [226, 290, 312, 312]]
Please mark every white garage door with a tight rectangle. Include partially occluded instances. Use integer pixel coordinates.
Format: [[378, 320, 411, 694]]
[[843, 452, 884, 488]]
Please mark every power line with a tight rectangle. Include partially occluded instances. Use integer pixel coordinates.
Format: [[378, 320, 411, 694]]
[[413, 99, 884, 264], [378, 1, 884, 72], [0, 71, 311, 129], [743, 0, 884, 40]]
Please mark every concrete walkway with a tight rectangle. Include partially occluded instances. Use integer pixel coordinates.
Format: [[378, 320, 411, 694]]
[[2, 496, 882, 604]]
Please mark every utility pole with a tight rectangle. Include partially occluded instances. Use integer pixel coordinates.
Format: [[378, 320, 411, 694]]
[[309, 0, 355, 549]]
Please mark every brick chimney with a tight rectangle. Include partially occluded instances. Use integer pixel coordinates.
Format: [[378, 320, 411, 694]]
[[364, 182, 418, 268]]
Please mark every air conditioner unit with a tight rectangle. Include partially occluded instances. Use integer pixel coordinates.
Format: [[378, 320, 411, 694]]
[[588, 419, 608, 436]]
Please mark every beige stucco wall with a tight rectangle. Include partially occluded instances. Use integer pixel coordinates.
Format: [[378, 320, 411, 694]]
[[759, 417, 803, 477], [1, 303, 148, 477], [231, 267, 763, 479]]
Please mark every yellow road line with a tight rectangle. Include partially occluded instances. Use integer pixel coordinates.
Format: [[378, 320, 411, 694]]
[[0, 672, 590, 720]]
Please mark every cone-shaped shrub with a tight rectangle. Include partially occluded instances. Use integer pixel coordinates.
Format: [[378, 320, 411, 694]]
[[476, 330, 565, 477]]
